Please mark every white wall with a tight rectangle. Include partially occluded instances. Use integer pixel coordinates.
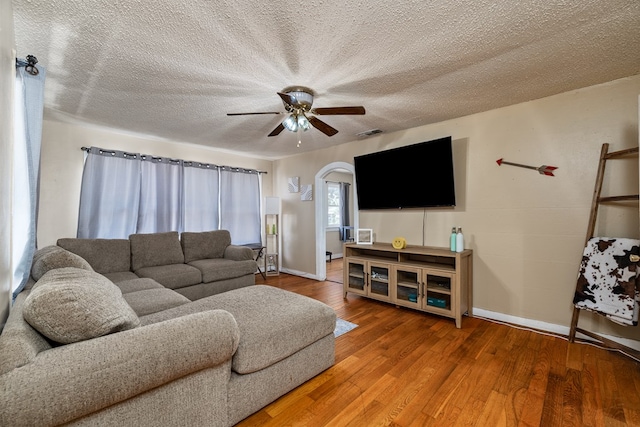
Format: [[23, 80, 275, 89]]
[[0, 0, 15, 328], [37, 120, 274, 247], [273, 75, 640, 342]]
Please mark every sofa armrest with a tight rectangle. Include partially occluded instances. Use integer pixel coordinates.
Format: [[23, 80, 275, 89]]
[[224, 245, 255, 261], [1, 310, 239, 427]]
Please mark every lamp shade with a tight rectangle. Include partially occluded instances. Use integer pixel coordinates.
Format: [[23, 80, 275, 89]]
[[297, 115, 311, 131], [264, 197, 280, 215], [282, 115, 298, 132]]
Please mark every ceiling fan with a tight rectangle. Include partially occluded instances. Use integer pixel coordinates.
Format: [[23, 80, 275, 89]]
[[227, 86, 366, 143]]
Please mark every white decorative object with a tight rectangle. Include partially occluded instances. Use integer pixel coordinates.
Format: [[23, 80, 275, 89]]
[[300, 184, 313, 201], [455, 227, 464, 252], [264, 197, 280, 215], [356, 229, 373, 245], [288, 177, 299, 193]]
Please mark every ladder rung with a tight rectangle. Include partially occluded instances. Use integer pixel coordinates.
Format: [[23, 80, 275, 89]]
[[598, 194, 639, 203], [605, 147, 639, 159]]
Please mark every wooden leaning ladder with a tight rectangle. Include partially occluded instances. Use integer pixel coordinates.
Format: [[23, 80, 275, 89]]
[[568, 143, 640, 360]]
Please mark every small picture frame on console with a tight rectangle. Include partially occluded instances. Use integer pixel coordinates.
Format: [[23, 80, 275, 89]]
[[356, 229, 373, 245]]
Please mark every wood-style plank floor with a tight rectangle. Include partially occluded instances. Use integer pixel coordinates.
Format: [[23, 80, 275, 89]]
[[239, 259, 640, 427]]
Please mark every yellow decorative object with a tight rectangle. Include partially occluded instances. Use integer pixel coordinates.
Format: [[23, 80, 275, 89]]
[[392, 237, 407, 249]]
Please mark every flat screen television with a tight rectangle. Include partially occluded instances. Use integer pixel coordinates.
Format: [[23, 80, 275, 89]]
[[354, 136, 456, 210]]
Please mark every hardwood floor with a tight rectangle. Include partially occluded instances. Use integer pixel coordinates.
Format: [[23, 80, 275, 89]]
[[240, 261, 640, 427]]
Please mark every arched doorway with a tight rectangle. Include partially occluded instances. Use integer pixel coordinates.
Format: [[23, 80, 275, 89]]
[[314, 162, 359, 281]]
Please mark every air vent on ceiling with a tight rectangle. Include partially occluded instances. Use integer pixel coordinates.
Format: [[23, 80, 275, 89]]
[[356, 129, 382, 138]]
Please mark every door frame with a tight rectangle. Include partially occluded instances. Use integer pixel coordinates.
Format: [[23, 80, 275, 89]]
[[314, 161, 359, 280]]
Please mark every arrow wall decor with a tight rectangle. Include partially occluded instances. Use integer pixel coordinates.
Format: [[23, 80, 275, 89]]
[[496, 158, 558, 176]]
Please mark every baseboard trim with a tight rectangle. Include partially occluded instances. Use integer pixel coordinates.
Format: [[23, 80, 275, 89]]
[[279, 268, 320, 281], [473, 308, 640, 352], [269, 273, 640, 353]]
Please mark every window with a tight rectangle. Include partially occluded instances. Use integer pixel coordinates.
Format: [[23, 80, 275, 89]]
[[327, 182, 341, 228], [78, 147, 262, 245]]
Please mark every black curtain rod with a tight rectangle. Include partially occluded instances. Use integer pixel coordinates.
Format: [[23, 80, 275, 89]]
[[81, 146, 267, 174], [15, 55, 39, 75]]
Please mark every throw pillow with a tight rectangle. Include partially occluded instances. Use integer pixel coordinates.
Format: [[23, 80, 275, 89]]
[[23, 267, 140, 344], [31, 245, 94, 281]]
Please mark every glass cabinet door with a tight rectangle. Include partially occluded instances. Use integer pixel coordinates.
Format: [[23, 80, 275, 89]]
[[393, 266, 422, 309], [424, 270, 455, 315], [344, 259, 367, 296], [367, 262, 392, 302]]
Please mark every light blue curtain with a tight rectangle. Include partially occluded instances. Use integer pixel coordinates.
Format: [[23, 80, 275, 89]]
[[77, 149, 141, 238], [12, 59, 46, 299], [219, 169, 261, 245], [137, 156, 183, 234], [183, 162, 220, 232], [77, 150, 261, 243], [339, 182, 351, 241]]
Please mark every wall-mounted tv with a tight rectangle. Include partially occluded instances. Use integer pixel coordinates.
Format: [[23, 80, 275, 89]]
[[354, 136, 456, 210]]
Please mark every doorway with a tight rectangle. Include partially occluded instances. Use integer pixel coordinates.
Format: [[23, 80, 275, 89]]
[[314, 162, 359, 281]]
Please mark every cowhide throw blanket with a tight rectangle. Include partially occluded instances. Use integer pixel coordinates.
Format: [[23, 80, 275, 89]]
[[573, 237, 640, 326]]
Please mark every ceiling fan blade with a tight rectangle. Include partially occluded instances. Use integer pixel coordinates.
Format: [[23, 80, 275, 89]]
[[268, 123, 285, 137], [311, 106, 366, 115], [309, 116, 338, 137], [227, 112, 282, 116], [277, 92, 297, 107]]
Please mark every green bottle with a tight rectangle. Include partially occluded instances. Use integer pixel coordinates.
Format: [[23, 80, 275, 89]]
[[449, 227, 457, 252]]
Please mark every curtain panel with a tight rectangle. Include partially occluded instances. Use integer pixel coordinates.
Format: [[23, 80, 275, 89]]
[[77, 150, 141, 239], [183, 162, 220, 232], [77, 147, 261, 244], [12, 61, 46, 299], [138, 156, 183, 234], [219, 169, 261, 245], [339, 182, 351, 242]]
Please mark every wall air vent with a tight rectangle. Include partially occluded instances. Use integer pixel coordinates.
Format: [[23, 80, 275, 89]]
[[356, 129, 383, 138]]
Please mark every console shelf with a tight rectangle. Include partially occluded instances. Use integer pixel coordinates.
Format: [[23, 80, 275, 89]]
[[343, 242, 473, 328]]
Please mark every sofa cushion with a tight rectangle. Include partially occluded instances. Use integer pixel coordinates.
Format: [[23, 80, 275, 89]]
[[102, 271, 140, 284], [181, 230, 231, 263], [57, 238, 131, 274], [115, 277, 164, 294], [130, 232, 184, 271], [22, 267, 140, 344], [223, 245, 255, 261], [188, 258, 258, 283], [144, 285, 336, 374], [0, 291, 53, 375], [135, 264, 202, 289], [31, 246, 93, 281], [123, 288, 191, 316]]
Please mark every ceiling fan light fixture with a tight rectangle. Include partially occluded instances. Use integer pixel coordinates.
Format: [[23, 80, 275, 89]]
[[281, 86, 315, 110], [282, 114, 299, 132], [289, 91, 313, 109], [297, 115, 311, 131]]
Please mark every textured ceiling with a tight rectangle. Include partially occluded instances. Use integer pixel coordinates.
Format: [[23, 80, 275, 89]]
[[12, 0, 640, 159]]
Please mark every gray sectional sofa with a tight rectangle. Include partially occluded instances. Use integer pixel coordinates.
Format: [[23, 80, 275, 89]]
[[58, 230, 258, 300], [0, 230, 337, 426]]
